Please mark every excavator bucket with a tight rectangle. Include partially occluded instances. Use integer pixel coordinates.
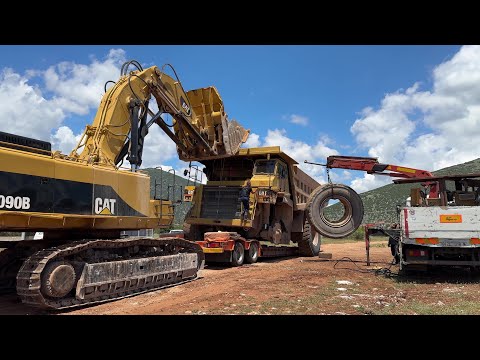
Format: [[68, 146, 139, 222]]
[[222, 118, 250, 156], [186, 87, 250, 159]]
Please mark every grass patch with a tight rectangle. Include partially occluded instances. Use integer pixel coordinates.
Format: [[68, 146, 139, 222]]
[[231, 286, 335, 315], [322, 236, 387, 245], [370, 243, 387, 248], [377, 300, 480, 315]]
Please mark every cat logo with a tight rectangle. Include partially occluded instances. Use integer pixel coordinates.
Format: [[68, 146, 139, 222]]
[[94, 198, 116, 215], [180, 96, 191, 116]]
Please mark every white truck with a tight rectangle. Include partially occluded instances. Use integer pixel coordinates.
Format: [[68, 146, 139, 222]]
[[305, 155, 480, 273], [393, 173, 480, 272]]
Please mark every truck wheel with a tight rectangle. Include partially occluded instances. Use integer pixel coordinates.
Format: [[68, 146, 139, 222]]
[[231, 242, 245, 267], [306, 184, 364, 239], [245, 242, 259, 264], [298, 222, 321, 256], [183, 223, 201, 241]]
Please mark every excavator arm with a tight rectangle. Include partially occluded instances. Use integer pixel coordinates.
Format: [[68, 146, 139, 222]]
[[69, 60, 250, 169]]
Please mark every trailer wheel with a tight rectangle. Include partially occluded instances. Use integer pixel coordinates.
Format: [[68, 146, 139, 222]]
[[245, 242, 259, 264], [231, 242, 245, 267], [306, 184, 364, 239]]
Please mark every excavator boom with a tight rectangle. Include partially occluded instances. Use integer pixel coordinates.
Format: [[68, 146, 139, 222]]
[[70, 61, 249, 168]]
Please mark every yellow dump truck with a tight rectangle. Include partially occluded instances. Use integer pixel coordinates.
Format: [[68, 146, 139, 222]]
[[182, 146, 321, 266]]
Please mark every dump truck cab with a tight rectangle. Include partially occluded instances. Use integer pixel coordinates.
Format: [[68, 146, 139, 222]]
[[251, 158, 290, 206]]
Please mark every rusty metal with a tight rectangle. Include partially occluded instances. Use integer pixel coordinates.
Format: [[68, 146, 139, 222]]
[[364, 225, 370, 266]]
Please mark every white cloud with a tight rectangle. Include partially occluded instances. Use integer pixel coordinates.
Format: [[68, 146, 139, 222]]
[[349, 174, 392, 193], [43, 49, 126, 115], [350, 45, 480, 192], [263, 128, 339, 184], [51, 126, 82, 154], [0, 49, 126, 150], [140, 125, 178, 168], [0, 68, 65, 141], [243, 132, 260, 148], [342, 170, 352, 180], [289, 114, 309, 126]]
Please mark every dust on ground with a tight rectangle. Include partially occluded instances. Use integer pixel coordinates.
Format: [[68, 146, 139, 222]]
[[2, 240, 480, 315]]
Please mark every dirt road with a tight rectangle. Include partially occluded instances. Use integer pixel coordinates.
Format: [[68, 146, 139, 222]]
[[2, 240, 480, 315]]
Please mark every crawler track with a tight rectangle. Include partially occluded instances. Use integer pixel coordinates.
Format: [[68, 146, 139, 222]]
[[16, 237, 205, 310]]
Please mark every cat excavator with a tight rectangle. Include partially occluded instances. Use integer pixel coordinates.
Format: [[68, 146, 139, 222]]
[[0, 59, 249, 309]]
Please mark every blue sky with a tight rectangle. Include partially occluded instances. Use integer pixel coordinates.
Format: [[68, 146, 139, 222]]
[[1, 45, 478, 192]]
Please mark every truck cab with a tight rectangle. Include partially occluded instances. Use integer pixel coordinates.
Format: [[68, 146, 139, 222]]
[[394, 174, 480, 272], [251, 159, 289, 205]]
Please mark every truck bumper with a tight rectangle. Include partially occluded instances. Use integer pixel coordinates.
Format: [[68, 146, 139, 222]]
[[204, 251, 233, 263]]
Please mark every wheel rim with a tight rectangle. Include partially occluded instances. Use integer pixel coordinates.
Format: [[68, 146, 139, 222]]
[[311, 233, 320, 247], [250, 243, 258, 260], [319, 196, 353, 228], [234, 244, 244, 263], [41, 261, 76, 298]]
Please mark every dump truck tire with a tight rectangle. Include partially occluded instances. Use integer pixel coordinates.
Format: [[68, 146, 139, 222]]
[[183, 223, 202, 241], [306, 184, 364, 239], [298, 222, 321, 256]]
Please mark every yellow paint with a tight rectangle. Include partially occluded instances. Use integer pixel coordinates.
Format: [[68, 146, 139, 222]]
[[202, 248, 224, 253], [440, 214, 462, 223], [0, 147, 54, 178], [396, 166, 416, 174], [99, 207, 112, 215], [0, 210, 166, 230]]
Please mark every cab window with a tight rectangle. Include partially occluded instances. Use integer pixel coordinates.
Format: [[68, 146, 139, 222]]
[[254, 160, 276, 174]]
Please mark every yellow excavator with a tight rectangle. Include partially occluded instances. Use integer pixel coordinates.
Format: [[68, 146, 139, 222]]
[[0, 59, 249, 309]]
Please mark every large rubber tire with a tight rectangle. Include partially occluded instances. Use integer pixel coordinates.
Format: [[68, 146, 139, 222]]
[[183, 223, 202, 241], [298, 222, 321, 256], [306, 184, 364, 239], [231, 242, 245, 267], [245, 242, 259, 264]]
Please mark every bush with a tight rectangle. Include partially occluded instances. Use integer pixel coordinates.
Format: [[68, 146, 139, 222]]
[[351, 227, 365, 241]]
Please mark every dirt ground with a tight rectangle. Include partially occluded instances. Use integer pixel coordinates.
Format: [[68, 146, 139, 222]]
[[2, 240, 480, 315]]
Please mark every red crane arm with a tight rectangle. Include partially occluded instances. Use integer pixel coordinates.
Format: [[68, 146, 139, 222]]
[[325, 155, 434, 179], [306, 155, 439, 198]]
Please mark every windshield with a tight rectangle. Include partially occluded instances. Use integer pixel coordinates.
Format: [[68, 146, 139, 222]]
[[254, 160, 276, 174]]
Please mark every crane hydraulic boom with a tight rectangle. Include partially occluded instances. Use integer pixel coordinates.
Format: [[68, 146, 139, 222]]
[[305, 155, 438, 197], [304, 155, 439, 239]]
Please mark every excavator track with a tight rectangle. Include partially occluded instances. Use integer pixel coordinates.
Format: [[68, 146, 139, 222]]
[[16, 237, 205, 310]]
